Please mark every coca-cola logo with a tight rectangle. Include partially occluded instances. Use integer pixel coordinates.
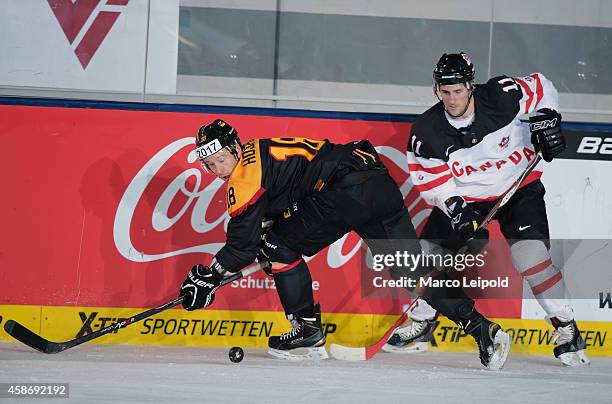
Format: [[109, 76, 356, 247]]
[[113, 139, 429, 267]]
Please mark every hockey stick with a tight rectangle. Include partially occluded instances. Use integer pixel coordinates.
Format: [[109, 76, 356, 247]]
[[329, 299, 418, 361], [329, 154, 542, 361], [476, 152, 542, 232], [453, 152, 543, 255], [3, 261, 268, 354]]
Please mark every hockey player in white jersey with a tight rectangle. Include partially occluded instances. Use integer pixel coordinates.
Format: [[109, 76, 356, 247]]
[[386, 52, 589, 366]]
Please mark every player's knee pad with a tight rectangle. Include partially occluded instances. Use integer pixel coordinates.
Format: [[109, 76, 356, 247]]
[[272, 259, 314, 314], [511, 240, 565, 297], [260, 230, 301, 264]]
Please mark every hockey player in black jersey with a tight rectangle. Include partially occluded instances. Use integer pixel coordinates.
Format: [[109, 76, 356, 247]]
[[178, 119, 422, 360], [388, 52, 589, 366], [177, 119, 510, 369]]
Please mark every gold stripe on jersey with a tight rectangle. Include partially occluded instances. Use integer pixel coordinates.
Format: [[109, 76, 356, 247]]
[[227, 139, 264, 217]]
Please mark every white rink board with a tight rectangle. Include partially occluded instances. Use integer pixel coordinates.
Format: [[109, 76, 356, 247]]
[[523, 158, 612, 321], [543, 158, 612, 240], [0, 1, 178, 93]]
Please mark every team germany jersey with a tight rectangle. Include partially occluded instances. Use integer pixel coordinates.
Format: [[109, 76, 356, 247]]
[[226, 137, 326, 218], [215, 137, 374, 272]]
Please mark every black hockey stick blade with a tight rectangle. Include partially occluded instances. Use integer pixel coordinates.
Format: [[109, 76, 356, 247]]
[[4, 320, 53, 353], [4, 261, 268, 354], [2, 296, 184, 354]]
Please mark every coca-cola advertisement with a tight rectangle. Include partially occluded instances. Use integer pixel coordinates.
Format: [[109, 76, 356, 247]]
[[0, 103, 520, 318]]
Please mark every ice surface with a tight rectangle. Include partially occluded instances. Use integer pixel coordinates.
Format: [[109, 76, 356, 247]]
[[1, 341, 611, 404]]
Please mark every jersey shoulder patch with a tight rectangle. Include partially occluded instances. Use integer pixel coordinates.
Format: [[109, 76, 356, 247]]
[[226, 139, 265, 217]]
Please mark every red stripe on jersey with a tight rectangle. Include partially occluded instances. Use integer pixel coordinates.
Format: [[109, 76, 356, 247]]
[[516, 77, 534, 113], [463, 171, 542, 202], [530, 73, 544, 109], [409, 198, 431, 218], [416, 218, 428, 237], [229, 187, 266, 217], [414, 173, 453, 192], [464, 195, 498, 202], [531, 272, 563, 296], [408, 163, 450, 175], [521, 258, 553, 277], [271, 259, 302, 274], [404, 187, 421, 208]]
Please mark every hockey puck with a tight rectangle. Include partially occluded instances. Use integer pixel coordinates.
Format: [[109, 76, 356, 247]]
[[229, 346, 244, 363]]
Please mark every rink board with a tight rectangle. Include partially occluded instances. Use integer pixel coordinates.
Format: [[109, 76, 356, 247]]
[[2, 100, 612, 360], [1, 305, 610, 356]]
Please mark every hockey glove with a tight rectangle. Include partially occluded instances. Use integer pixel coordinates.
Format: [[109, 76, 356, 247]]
[[180, 264, 223, 311], [529, 109, 565, 162], [258, 233, 273, 276], [257, 250, 273, 277], [258, 220, 274, 276], [446, 197, 489, 254]]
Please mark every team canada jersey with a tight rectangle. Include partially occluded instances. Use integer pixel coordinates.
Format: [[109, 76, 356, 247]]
[[215, 137, 369, 272], [406, 73, 559, 214]]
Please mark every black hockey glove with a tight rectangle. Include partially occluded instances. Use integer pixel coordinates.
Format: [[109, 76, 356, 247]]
[[446, 197, 489, 254], [257, 233, 276, 277], [257, 249, 273, 277], [179, 264, 223, 311], [258, 220, 274, 277], [529, 109, 565, 162]]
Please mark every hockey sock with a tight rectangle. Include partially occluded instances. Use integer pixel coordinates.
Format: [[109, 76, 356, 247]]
[[511, 240, 573, 321], [272, 259, 315, 314]]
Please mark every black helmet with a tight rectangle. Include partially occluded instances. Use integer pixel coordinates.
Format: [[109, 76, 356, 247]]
[[195, 119, 241, 160], [433, 52, 475, 85]]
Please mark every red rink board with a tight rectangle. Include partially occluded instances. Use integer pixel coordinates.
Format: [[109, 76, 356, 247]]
[[0, 103, 521, 318]]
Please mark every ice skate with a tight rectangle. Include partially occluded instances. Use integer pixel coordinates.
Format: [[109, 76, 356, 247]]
[[550, 318, 590, 367], [465, 319, 511, 370], [268, 303, 328, 361], [382, 318, 436, 353]]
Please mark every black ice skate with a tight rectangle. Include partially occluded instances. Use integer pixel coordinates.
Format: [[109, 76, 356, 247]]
[[550, 318, 590, 366], [268, 303, 328, 360], [382, 318, 436, 353], [464, 318, 511, 370]]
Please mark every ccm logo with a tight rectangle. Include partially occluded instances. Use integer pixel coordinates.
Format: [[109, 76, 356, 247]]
[[529, 118, 558, 131], [577, 137, 612, 154]]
